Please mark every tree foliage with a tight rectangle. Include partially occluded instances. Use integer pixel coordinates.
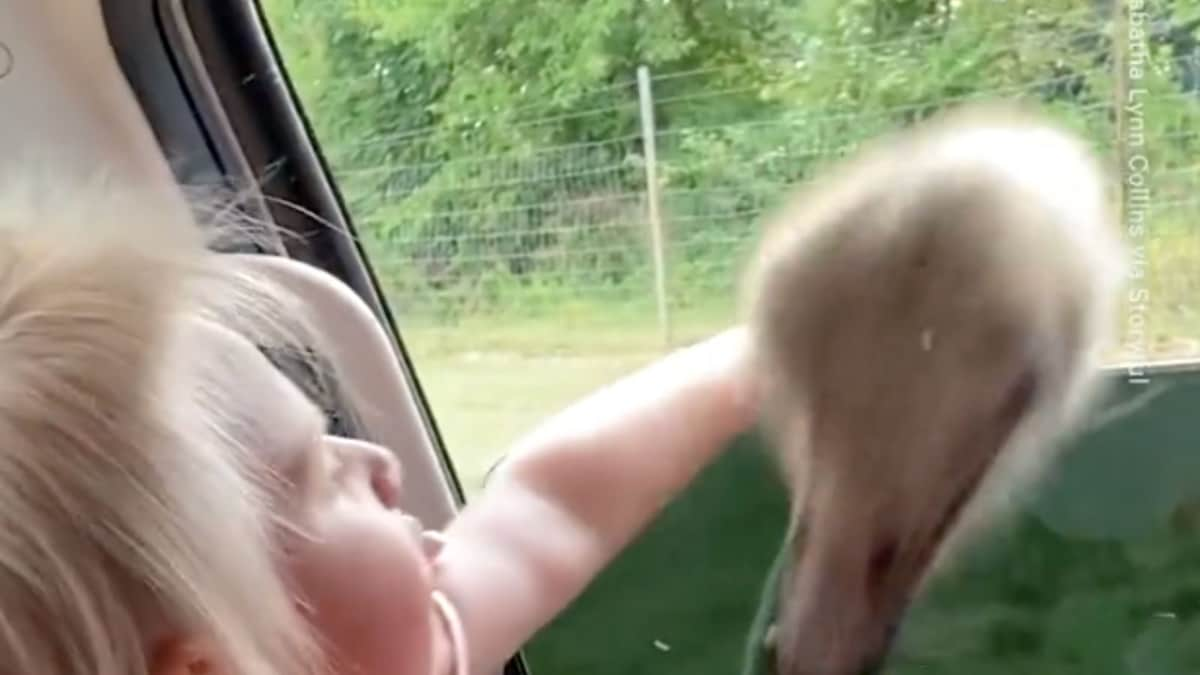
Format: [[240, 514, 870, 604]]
[[262, 0, 1200, 317]]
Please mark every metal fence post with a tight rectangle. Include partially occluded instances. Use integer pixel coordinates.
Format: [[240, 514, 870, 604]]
[[637, 64, 671, 348]]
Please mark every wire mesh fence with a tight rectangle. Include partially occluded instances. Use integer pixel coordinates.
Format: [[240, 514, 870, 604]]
[[321, 54, 1200, 362], [268, 1, 1200, 488]]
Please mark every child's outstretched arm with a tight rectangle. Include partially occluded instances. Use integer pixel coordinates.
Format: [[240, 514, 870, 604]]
[[431, 327, 757, 674]]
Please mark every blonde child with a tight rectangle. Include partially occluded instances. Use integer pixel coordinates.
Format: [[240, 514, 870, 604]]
[[0, 173, 759, 675]]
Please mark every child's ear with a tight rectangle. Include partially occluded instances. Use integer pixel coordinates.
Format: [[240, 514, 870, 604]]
[[149, 634, 228, 675]]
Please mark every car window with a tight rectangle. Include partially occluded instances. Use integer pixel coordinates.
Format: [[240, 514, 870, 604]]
[[256, 2, 1200, 673], [258, 0, 1198, 498]]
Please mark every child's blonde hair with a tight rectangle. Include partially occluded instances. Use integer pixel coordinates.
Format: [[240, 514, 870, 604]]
[[0, 169, 324, 674]]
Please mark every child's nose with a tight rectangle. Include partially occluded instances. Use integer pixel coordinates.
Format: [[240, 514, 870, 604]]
[[328, 437, 404, 509], [363, 441, 404, 509]]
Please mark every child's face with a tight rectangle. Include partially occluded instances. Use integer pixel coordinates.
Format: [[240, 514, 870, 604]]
[[208, 321, 438, 675]]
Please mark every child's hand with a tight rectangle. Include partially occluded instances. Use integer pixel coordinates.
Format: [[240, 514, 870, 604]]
[[431, 326, 759, 674]]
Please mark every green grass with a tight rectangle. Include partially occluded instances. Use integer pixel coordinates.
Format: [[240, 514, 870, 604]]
[[397, 268, 1200, 495], [410, 349, 655, 490], [398, 292, 738, 357], [400, 301, 738, 493], [394, 241, 1200, 495]]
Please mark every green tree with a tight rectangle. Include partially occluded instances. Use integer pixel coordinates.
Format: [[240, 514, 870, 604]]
[[262, 0, 1200, 322]]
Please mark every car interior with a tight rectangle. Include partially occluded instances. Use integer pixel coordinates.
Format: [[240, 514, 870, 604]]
[[5, 2, 1200, 675]]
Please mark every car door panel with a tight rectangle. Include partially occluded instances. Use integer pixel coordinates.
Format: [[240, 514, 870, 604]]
[[521, 366, 1200, 675]]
